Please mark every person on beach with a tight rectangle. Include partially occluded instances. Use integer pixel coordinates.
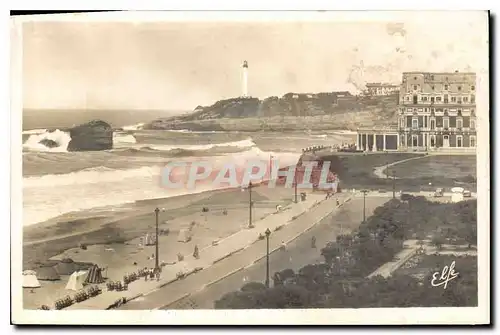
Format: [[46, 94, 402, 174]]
[[311, 236, 316, 248], [281, 241, 286, 251]]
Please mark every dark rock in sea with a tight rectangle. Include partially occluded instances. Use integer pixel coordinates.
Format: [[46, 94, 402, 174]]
[[39, 138, 59, 148], [67, 120, 113, 152]]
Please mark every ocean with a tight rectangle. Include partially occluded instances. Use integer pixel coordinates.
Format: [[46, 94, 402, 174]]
[[22, 110, 356, 227]]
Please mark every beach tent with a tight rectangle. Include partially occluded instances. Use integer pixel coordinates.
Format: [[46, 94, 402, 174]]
[[65, 271, 87, 291], [36, 266, 60, 281], [54, 258, 79, 275], [22, 270, 41, 288], [177, 229, 192, 243], [85, 265, 104, 284]]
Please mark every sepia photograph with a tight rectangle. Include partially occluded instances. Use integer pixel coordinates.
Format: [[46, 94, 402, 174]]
[[10, 10, 490, 325]]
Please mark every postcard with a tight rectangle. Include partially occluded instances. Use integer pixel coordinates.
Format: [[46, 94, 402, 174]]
[[11, 10, 490, 325]]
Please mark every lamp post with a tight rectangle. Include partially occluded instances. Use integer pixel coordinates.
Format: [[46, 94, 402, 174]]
[[392, 170, 396, 199], [294, 168, 298, 203], [361, 190, 368, 223], [154, 207, 161, 272], [385, 157, 389, 180], [248, 182, 254, 228], [265, 228, 271, 287]]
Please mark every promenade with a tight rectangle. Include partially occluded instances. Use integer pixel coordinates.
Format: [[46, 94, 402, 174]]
[[65, 191, 337, 310], [121, 193, 368, 310]]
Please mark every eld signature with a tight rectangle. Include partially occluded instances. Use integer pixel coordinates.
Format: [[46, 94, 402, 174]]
[[431, 261, 459, 289]]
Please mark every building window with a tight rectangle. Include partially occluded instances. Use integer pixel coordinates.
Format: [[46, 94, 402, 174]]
[[471, 85, 475, 91], [413, 85, 417, 90], [422, 96, 428, 102], [405, 96, 409, 101], [430, 118, 436, 129], [444, 117, 449, 128], [432, 85, 435, 90], [430, 135, 436, 147], [457, 97, 462, 104], [451, 97, 456, 102], [431, 75, 434, 80], [457, 118, 463, 129], [457, 135, 463, 147], [471, 95, 475, 103], [470, 136, 476, 147], [463, 97, 468, 103], [414, 77, 417, 80], [412, 118, 419, 129], [445, 84, 449, 90], [430, 97, 435, 103], [408, 108, 412, 113], [436, 96, 442, 102], [412, 135, 418, 147], [400, 117, 405, 128], [470, 119, 476, 129], [444, 95, 448, 103], [458, 85, 462, 91]]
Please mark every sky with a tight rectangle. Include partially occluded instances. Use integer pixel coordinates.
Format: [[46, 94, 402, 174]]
[[21, 11, 488, 112]]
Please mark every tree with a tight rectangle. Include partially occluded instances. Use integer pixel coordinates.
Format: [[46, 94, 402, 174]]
[[241, 282, 267, 292], [273, 269, 295, 286], [431, 235, 445, 250], [214, 291, 262, 309], [336, 234, 354, 248], [321, 242, 343, 264], [461, 226, 477, 249], [400, 193, 413, 202]]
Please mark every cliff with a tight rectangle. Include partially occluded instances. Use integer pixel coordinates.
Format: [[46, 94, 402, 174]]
[[146, 92, 399, 131], [67, 120, 113, 151]]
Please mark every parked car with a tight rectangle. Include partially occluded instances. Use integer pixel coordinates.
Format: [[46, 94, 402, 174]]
[[434, 188, 444, 197], [463, 190, 472, 197]]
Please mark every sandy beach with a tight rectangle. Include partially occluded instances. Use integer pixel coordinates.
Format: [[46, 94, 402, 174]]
[[22, 183, 302, 309]]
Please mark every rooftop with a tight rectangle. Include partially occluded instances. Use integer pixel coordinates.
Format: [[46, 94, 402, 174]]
[[366, 82, 400, 87], [402, 71, 476, 75]]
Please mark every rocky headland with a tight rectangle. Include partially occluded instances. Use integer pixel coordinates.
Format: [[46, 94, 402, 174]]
[[146, 92, 399, 132]]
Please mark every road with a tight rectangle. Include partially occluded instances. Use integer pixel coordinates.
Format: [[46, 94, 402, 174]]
[[118, 196, 387, 310]]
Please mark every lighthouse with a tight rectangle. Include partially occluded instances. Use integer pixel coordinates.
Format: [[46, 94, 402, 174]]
[[242, 60, 249, 98]]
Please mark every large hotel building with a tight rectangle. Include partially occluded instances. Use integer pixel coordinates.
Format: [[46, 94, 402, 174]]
[[356, 71, 477, 152], [398, 71, 477, 151]]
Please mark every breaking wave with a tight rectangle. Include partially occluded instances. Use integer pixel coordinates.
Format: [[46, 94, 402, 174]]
[[22, 128, 138, 152], [148, 138, 256, 152], [121, 122, 145, 131], [22, 129, 72, 152], [22, 144, 301, 226], [113, 132, 137, 144]]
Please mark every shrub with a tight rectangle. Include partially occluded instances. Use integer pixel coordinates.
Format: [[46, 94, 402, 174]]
[[240, 282, 267, 292]]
